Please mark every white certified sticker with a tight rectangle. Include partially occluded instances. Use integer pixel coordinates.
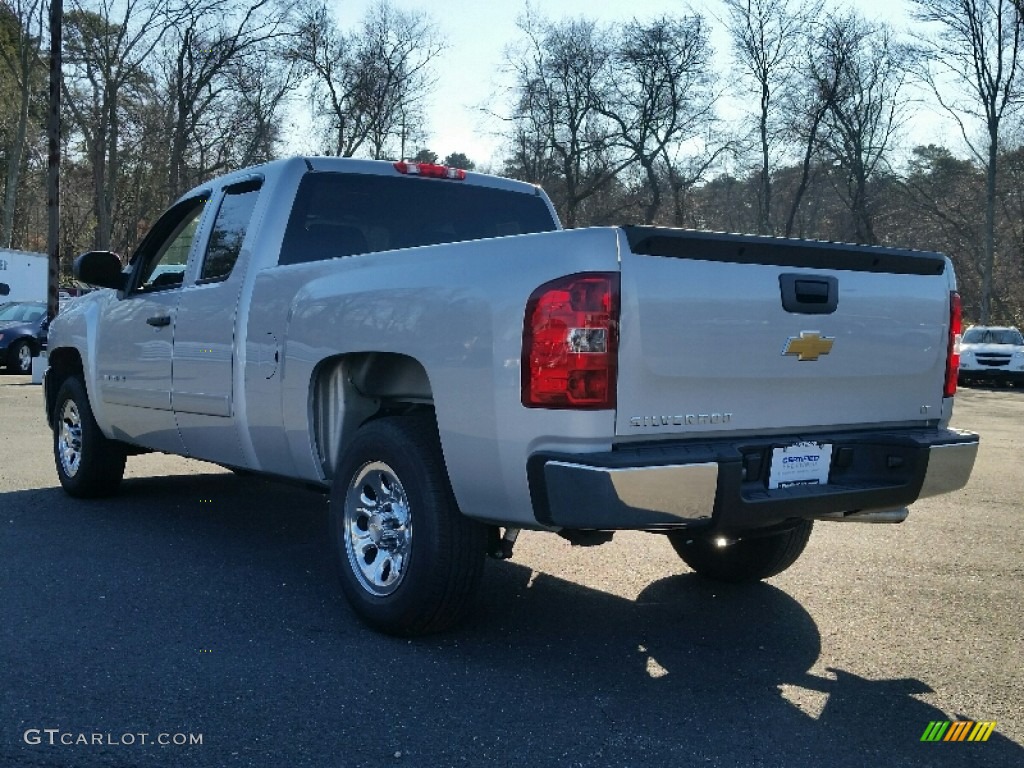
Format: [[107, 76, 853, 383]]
[[769, 441, 833, 489]]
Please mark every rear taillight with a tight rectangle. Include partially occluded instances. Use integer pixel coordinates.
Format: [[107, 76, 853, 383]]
[[522, 273, 619, 409], [944, 290, 962, 398]]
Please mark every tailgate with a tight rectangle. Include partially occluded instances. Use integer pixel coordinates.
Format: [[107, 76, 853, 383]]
[[615, 227, 952, 438]]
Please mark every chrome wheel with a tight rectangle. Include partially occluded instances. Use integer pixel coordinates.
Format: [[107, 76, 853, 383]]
[[16, 343, 32, 373], [330, 414, 488, 634], [343, 461, 412, 596], [58, 399, 83, 478]]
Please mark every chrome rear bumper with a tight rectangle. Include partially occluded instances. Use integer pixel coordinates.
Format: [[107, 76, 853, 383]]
[[529, 428, 979, 531]]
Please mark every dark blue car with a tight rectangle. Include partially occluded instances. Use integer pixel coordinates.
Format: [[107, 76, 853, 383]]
[[0, 301, 49, 374]]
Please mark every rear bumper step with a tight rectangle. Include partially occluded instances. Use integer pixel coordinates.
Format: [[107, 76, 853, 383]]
[[528, 428, 978, 532]]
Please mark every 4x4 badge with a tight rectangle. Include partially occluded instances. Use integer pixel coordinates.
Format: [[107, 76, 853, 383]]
[[783, 332, 835, 361]]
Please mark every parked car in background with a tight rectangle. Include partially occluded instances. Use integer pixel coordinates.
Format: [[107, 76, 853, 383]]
[[0, 301, 49, 374], [958, 325, 1024, 387]]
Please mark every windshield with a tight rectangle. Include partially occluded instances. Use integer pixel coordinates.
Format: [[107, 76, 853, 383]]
[[0, 302, 46, 323], [962, 328, 1024, 345]]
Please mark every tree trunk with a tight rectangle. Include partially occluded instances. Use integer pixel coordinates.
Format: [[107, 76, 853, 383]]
[[105, 87, 120, 249], [169, 115, 189, 200], [92, 121, 110, 250], [758, 79, 771, 235], [642, 158, 661, 224], [851, 166, 876, 245], [667, 166, 686, 228], [0, 73, 31, 248], [785, 137, 817, 238], [980, 128, 998, 324]]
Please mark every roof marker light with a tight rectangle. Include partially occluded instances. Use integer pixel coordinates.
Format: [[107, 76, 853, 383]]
[[393, 160, 466, 180]]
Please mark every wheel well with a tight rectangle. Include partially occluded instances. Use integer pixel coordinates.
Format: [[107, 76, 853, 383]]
[[44, 348, 84, 427], [312, 352, 433, 478], [9, 335, 35, 353]]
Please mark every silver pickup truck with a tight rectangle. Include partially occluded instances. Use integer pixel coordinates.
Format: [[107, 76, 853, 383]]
[[45, 157, 978, 635]]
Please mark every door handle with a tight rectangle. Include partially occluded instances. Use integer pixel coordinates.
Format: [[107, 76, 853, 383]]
[[146, 315, 171, 327], [779, 274, 839, 315]]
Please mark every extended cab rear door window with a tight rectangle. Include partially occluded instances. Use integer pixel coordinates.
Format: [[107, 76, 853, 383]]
[[199, 177, 263, 283], [279, 172, 557, 265]]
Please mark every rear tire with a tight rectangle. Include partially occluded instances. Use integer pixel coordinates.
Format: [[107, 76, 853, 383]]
[[329, 412, 487, 636], [52, 376, 127, 498], [667, 520, 813, 582]]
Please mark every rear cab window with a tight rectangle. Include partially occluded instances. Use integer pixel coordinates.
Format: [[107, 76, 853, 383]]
[[199, 178, 263, 283], [279, 172, 557, 265]]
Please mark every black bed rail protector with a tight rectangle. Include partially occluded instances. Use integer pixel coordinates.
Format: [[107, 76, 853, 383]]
[[621, 226, 946, 276]]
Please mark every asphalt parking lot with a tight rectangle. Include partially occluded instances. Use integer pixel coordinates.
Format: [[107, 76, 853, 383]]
[[1, 376, 1021, 768]]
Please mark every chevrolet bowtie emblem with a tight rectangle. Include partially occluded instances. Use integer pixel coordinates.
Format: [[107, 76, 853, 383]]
[[783, 331, 835, 361]]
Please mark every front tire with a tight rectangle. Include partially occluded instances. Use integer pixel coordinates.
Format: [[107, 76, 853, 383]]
[[667, 520, 813, 583], [53, 376, 127, 498], [329, 412, 487, 636]]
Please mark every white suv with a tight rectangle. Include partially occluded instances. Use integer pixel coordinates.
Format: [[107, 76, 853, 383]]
[[958, 325, 1024, 387]]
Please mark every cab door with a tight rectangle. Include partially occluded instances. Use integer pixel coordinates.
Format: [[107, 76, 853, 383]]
[[94, 195, 208, 452], [172, 177, 263, 464]]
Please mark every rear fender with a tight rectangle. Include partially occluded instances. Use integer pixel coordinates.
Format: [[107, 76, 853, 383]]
[[311, 352, 432, 479]]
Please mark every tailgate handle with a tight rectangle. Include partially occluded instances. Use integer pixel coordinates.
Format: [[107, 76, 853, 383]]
[[780, 274, 838, 315]]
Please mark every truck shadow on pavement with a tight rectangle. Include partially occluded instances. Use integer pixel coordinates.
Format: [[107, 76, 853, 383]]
[[474, 564, 1021, 767], [3, 472, 1021, 768]]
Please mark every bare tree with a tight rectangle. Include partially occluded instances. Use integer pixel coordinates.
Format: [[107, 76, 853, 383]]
[[159, 0, 292, 199], [288, 1, 362, 156], [782, 14, 847, 237], [358, 2, 442, 160], [0, 0, 46, 248], [911, 0, 1024, 323], [598, 14, 717, 224], [782, 12, 908, 243], [500, 121, 561, 188], [815, 14, 910, 244], [899, 144, 986, 313], [723, 0, 818, 234], [665, 141, 734, 227], [505, 12, 628, 227], [223, 53, 297, 167], [289, 0, 442, 160], [63, 0, 177, 249]]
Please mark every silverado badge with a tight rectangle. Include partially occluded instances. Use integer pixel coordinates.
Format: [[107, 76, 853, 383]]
[[782, 331, 835, 361]]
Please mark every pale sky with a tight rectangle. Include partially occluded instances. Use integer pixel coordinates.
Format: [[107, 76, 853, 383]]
[[284, 0, 947, 169]]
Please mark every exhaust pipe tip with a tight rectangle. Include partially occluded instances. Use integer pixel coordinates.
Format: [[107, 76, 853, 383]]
[[815, 507, 909, 524]]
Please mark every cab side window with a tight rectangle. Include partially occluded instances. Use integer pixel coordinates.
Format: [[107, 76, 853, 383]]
[[199, 179, 263, 283], [135, 197, 208, 292]]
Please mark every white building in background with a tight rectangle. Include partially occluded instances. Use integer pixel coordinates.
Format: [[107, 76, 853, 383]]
[[0, 249, 47, 303]]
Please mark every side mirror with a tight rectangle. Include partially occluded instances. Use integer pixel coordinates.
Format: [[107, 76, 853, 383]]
[[73, 250, 126, 291], [0, 282, 9, 296]]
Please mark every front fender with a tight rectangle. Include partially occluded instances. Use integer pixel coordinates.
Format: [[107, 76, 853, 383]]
[[46, 290, 116, 435]]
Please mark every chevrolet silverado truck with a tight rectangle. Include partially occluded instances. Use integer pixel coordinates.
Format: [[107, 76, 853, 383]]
[[44, 157, 979, 635]]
